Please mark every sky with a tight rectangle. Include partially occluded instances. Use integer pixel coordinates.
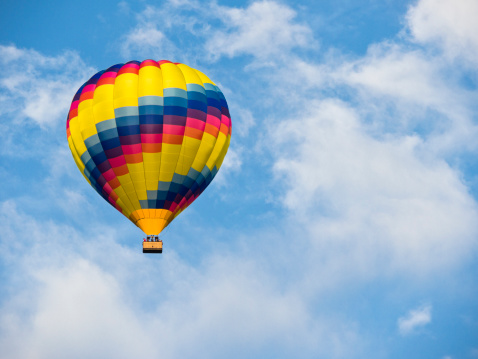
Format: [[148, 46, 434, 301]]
[[0, 0, 477, 358]]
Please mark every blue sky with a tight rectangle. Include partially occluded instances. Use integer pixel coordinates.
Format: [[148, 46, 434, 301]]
[[0, 0, 477, 358]]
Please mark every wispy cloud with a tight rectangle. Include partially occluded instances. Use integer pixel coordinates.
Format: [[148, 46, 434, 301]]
[[0, 200, 365, 359], [119, 1, 313, 65], [0, 45, 94, 161], [397, 304, 432, 335], [407, 0, 478, 67], [0, 45, 93, 128], [205, 1, 313, 62], [271, 99, 478, 280]]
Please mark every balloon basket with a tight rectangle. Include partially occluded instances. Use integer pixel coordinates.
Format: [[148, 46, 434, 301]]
[[143, 238, 163, 253]]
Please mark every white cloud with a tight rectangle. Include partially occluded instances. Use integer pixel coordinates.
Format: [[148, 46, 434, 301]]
[[12, 260, 154, 359], [397, 304, 432, 335], [0, 45, 93, 128], [407, 0, 478, 66], [206, 1, 313, 61], [254, 0, 478, 285], [271, 99, 478, 279], [233, 107, 256, 137], [338, 44, 456, 112], [334, 42, 478, 156], [119, 1, 313, 64], [119, 4, 190, 60], [121, 24, 171, 59], [275, 43, 478, 150], [0, 200, 366, 359]]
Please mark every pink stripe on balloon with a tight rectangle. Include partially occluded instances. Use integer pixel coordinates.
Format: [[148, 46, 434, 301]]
[[163, 124, 185, 135], [83, 84, 96, 92], [186, 118, 206, 131], [178, 197, 187, 208], [141, 133, 162, 143], [109, 155, 126, 167], [70, 100, 79, 111], [122, 63, 140, 70], [140, 60, 160, 68], [122, 143, 142, 154], [221, 115, 231, 127], [100, 71, 118, 78], [206, 115, 221, 128], [103, 168, 116, 181], [103, 183, 113, 195]]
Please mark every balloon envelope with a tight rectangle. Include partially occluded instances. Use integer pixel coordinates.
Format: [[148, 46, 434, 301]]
[[66, 60, 232, 235]]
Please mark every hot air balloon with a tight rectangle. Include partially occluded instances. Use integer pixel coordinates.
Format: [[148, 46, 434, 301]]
[[66, 60, 232, 253]]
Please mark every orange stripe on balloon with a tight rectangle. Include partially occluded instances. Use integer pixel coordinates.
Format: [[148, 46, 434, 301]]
[[113, 164, 129, 176], [109, 177, 121, 189], [163, 134, 184, 145], [96, 77, 116, 87], [204, 123, 219, 137], [142, 143, 162, 153], [140, 60, 160, 69], [124, 153, 143, 163], [109, 191, 119, 201], [219, 123, 229, 135], [118, 63, 139, 75], [79, 91, 94, 102], [68, 108, 78, 120], [184, 127, 203, 140]]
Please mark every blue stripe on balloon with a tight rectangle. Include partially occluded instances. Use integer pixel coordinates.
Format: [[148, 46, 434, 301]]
[[117, 125, 140, 136]]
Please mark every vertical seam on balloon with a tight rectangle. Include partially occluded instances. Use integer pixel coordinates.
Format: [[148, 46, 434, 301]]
[[67, 88, 88, 178], [158, 61, 166, 223], [67, 118, 85, 175], [135, 61, 148, 215], [97, 66, 138, 217], [89, 71, 133, 216], [155, 60, 165, 226], [173, 69, 220, 217], [208, 86, 231, 171], [153, 60, 166, 231], [138, 60, 153, 215], [75, 72, 120, 208], [168, 63, 193, 219], [113, 62, 146, 222], [171, 66, 208, 217], [160, 62, 186, 228], [67, 136, 88, 183], [127, 61, 147, 221], [204, 89, 232, 190], [185, 84, 226, 212], [104, 66, 138, 217]]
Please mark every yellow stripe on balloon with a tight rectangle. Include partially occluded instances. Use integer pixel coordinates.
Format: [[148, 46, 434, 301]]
[[161, 63, 187, 90]]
